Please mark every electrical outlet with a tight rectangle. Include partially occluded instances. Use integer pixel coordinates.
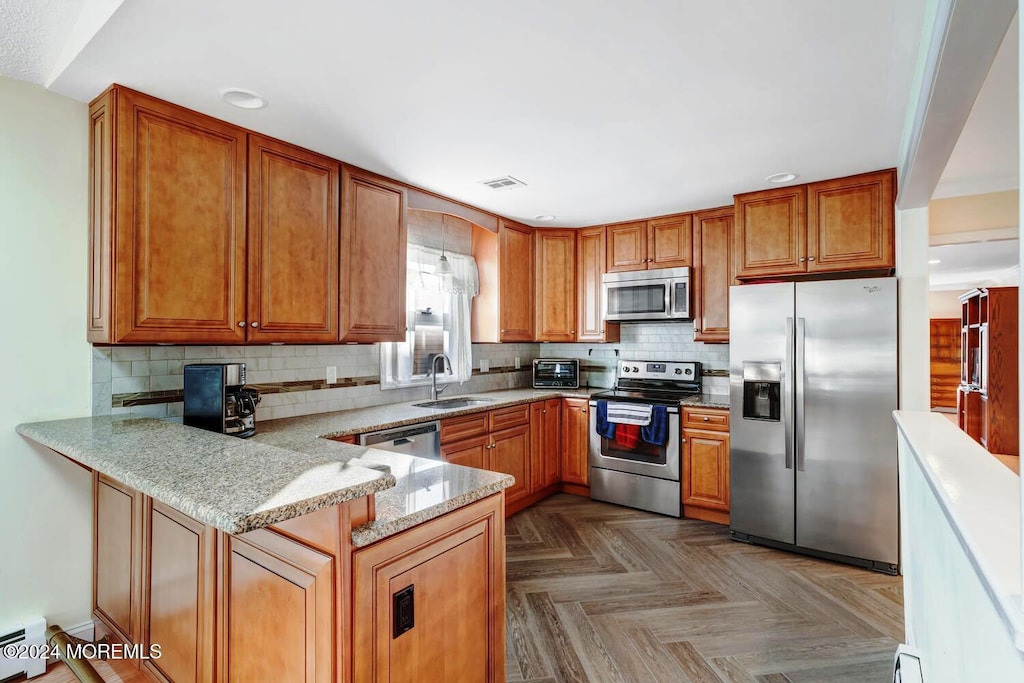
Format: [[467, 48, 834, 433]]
[[480, 359, 490, 372], [326, 366, 337, 384], [514, 356, 521, 369]]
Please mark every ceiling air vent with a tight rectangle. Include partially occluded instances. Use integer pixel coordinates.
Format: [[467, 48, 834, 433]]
[[479, 175, 527, 191]]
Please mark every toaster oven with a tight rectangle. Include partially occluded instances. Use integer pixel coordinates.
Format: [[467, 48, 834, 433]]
[[533, 359, 580, 389]]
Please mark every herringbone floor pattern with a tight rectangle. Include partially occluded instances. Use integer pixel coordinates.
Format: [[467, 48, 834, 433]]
[[505, 495, 903, 683]]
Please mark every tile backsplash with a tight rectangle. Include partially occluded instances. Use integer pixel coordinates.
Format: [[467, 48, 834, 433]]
[[91, 323, 727, 421]]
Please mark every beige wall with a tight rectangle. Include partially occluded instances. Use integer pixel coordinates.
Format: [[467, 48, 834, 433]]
[[930, 290, 965, 318], [0, 78, 93, 628], [929, 190, 1019, 236]]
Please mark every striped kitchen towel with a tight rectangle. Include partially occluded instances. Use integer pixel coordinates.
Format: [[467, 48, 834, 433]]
[[605, 402, 653, 426]]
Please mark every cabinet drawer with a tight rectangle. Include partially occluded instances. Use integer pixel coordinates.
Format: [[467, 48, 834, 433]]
[[441, 413, 489, 444], [489, 404, 530, 432], [682, 407, 729, 432]]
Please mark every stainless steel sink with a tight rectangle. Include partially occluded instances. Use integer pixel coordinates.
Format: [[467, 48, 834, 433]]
[[412, 397, 495, 409]]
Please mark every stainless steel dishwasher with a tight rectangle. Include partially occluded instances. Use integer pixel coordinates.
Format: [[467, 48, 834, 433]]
[[358, 421, 442, 460]]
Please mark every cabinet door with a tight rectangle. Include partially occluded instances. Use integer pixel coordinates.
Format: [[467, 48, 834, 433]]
[[340, 166, 408, 342], [806, 169, 895, 273], [221, 529, 334, 683], [606, 221, 648, 272], [576, 226, 619, 342], [488, 425, 530, 507], [648, 214, 693, 269], [534, 229, 577, 342], [542, 398, 563, 487], [443, 435, 489, 470], [529, 402, 546, 492], [353, 495, 505, 683], [682, 430, 730, 511], [94, 473, 143, 644], [88, 91, 115, 343], [561, 398, 589, 486], [144, 502, 216, 683], [247, 135, 340, 343], [734, 186, 807, 279], [114, 88, 247, 343], [692, 207, 734, 343], [498, 220, 534, 342]]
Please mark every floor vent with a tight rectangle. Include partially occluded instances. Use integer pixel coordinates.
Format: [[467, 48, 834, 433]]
[[0, 617, 47, 679], [479, 175, 527, 191]]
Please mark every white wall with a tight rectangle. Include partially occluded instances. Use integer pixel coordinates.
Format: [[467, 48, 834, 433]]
[[0, 78, 93, 628], [897, 207, 931, 411]]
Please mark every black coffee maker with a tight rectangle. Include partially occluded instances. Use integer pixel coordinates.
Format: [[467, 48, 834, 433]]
[[183, 363, 260, 438]]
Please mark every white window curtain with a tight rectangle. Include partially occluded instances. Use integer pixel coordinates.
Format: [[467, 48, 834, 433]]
[[380, 245, 479, 388]]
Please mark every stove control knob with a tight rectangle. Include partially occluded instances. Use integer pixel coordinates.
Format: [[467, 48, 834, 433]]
[[632, 365, 640, 373], [685, 368, 693, 375], [674, 368, 682, 375], [623, 367, 630, 373]]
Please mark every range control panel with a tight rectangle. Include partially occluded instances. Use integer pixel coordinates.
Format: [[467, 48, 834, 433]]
[[616, 360, 699, 380]]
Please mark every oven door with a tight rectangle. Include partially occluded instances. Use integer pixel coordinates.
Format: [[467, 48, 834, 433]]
[[587, 401, 680, 481]]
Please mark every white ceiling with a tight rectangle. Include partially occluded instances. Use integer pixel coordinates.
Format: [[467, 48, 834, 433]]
[[8, 0, 926, 227], [929, 239, 1019, 291], [934, 14, 1019, 200]]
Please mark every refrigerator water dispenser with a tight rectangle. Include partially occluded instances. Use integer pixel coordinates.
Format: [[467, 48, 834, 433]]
[[742, 361, 781, 421]]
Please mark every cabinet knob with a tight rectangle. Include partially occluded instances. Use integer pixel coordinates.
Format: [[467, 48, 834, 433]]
[[694, 327, 700, 333], [703, 416, 709, 421], [681, 437, 687, 443], [238, 321, 246, 327], [808, 256, 816, 261], [500, 329, 506, 333], [799, 257, 806, 263], [542, 410, 547, 414], [582, 409, 587, 414], [570, 330, 576, 335], [251, 321, 260, 328]]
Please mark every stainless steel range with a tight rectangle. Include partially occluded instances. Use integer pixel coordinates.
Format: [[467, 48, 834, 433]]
[[588, 360, 702, 517]]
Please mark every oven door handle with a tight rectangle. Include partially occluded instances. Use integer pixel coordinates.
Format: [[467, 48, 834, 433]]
[[588, 401, 679, 414]]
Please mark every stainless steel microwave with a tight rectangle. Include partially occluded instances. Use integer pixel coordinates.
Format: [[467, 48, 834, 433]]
[[602, 266, 690, 322], [533, 359, 580, 389]]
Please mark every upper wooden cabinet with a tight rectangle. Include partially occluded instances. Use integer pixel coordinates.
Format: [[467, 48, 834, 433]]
[[340, 166, 408, 342], [89, 86, 248, 344], [576, 227, 619, 343], [692, 207, 734, 343], [734, 169, 895, 280], [534, 229, 577, 342], [606, 215, 692, 273], [248, 135, 340, 343], [472, 220, 534, 342]]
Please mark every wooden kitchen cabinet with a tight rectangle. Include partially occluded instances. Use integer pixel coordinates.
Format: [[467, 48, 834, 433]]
[[561, 398, 590, 489], [93, 473, 144, 645], [489, 425, 531, 508], [471, 220, 534, 342], [221, 528, 335, 683], [530, 400, 562, 491], [734, 169, 895, 280], [443, 435, 489, 470], [692, 206, 734, 343], [247, 135, 340, 343], [681, 407, 730, 524], [340, 166, 408, 342], [576, 226, 620, 342], [352, 494, 506, 683], [606, 215, 692, 272], [442, 406, 531, 514], [88, 86, 248, 344], [534, 229, 577, 342]]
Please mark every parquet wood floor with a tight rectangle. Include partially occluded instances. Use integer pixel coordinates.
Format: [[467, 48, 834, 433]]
[[506, 494, 904, 683]]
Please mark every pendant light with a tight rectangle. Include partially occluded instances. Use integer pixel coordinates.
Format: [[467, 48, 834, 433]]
[[436, 218, 453, 275]]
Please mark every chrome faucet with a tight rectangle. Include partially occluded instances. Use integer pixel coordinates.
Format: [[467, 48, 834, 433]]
[[430, 353, 452, 401]]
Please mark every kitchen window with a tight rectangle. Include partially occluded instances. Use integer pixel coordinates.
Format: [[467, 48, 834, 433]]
[[380, 245, 478, 389]]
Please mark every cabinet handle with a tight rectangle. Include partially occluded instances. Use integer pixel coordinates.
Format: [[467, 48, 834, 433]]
[[238, 321, 246, 327], [251, 321, 260, 328]]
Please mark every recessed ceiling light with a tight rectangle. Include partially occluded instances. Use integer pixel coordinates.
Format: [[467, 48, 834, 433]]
[[928, 259, 941, 264], [535, 215, 556, 222], [220, 88, 266, 109], [766, 172, 799, 184]]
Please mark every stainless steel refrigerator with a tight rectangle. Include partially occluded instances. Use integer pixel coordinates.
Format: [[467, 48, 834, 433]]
[[729, 277, 899, 574]]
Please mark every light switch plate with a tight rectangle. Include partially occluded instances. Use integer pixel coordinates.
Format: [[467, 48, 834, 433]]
[[326, 366, 337, 384], [480, 359, 490, 372], [514, 356, 521, 369]]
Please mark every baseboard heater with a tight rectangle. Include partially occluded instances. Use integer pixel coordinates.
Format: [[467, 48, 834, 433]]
[[0, 617, 46, 681]]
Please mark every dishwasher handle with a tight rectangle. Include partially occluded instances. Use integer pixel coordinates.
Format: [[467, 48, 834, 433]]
[[360, 421, 440, 447]]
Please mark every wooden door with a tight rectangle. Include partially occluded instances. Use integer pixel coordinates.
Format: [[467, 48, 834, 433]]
[[352, 495, 505, 683], [221, 529, 334, 683], [340, 166, 408, 342], [576, 226, 619, 342], [606, 221, 648, 272], [498, 220, 534, 341], [488, 424, 530, 507], [930, 318, 961, 410], [534, 229, 577, 342], [113, 87, 247, 343], [94, 473, 143, 644], [648, 214, 693, 269], [542, 398, 562, 487], [443, 435, 489, 470], [561, 398, 589, 486], [806, 169, 895, 273], [682, 430, 730, 512], [692, 207, 733, 343], [144, 502, 216, 683], [734, 186, 807, 279], [247, 135, 340, 343]]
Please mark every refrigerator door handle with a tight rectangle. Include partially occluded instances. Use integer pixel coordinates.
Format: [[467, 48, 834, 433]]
[[796, 317, 807, 472], [784, 317, 795, 470]]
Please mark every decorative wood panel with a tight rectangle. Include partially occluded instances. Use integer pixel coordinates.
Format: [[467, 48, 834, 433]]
[[489, 404, 530, 432], [247, 135, 339, 343], [441, 413, 489, 444], [561, 398, 589, 486], [734, 186, 807, 279], [576, 226, 619, 342], [534, 229, 577, 342], [648, 214, 693, 269], [806, 169, 895, 273], [94, 473, 143, 645], [606, 221, 648, 272], [88, 89, 115, 343], [692, 206, 734, 343], [498, 220, 535, 341]]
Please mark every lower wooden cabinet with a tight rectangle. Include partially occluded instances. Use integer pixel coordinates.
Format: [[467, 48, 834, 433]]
[[352, 494, 506, 683], [443, 434, 489, 470], [489, 424, 531, 508], [561, 398, 590, 487], [681, 407, 730, 524], [94, 473, 144, 645], [530, 399, 562, 490]]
